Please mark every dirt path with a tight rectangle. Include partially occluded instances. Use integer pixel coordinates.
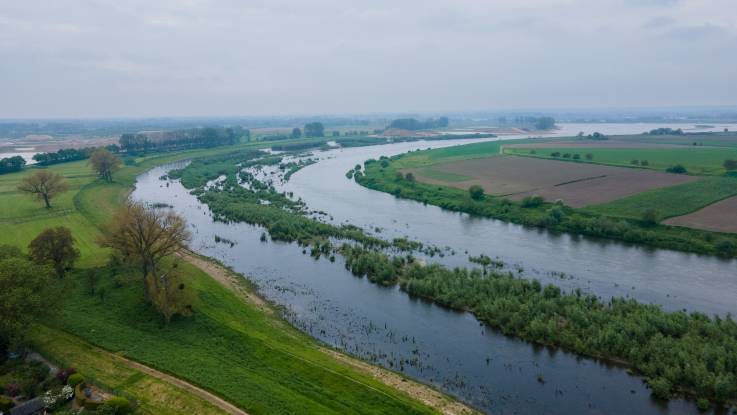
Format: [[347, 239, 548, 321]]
[[181, 251, 480, 415], [115, 355, 249, 415]]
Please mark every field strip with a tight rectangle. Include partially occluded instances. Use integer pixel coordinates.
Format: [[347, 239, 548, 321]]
[[0, 209, 74, 223], [45, 329, 249, 415]]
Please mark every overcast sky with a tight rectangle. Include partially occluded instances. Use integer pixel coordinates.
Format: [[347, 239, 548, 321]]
[[1, 0, 736, 118]]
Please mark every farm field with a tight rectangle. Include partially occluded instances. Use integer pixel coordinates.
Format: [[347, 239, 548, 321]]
[[405, 155, 697, 208], [584, 176, 737, 221], [504, 144, 737, 175], [664, 195, 737, 233]]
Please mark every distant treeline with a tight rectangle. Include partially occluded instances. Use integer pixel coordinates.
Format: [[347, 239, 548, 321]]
[[32, 146, 119, 166], [387, 117, 449, 131], [0, 155, 25, 174], [646, 128, 684, 135], [119, 127, 247, 153], [498, 116, 556, 130]]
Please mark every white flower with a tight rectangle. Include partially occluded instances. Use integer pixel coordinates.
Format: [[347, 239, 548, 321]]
[[61, 385, 74, 400], [42, 390, 57, 406]]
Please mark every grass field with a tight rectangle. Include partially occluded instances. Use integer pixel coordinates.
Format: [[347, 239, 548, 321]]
[[0, 140, 453, 414], [31, 326, 232, 415], [47, 261, 439, 415], [585, 176, 737, 221], [505, 145, 737, 175]]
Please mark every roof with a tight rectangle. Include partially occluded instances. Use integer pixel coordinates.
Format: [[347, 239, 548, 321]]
[[8, 398, 45, 415]]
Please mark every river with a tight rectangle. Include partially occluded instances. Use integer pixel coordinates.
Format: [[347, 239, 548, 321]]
[[132, 123, 736, 415]]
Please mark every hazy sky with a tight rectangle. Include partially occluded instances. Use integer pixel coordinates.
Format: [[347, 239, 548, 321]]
[[1, 0, 736, 118]]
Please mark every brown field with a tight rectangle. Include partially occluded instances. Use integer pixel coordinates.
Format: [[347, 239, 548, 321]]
[[407, 156, 697, 208], [664, 196, 737, 234]]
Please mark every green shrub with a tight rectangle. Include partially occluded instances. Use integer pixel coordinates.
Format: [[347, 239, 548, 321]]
[[104, 396, 132, 414], [521, 195, 544, 208], [649, 377, 672, 399], [666, 164, 687, 174], [0, 396, 14, 411], [715, 239, 737, 257], [641, 209, 659, 226], [67, 373, 84, 387], [468, 185, 484, 201]]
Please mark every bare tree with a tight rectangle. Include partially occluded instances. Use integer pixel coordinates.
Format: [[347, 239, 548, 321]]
[[89, 148, 122, 182], [98, 202, 191, 301], [17, 170, 68, 208]]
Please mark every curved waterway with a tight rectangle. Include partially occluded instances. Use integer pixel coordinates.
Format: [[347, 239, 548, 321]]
[[132, 123, 736, 415]]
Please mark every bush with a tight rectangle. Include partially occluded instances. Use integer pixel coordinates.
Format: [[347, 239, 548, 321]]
[[562, 153, 571, 158], [0, 396, 14, 411], [641, 209, 659, 226], [630, 159, 640, 165], [649, 377, 672, 399], [104, 396, 132, 414], [67, 373, 84, 387], [572, 154, 581, 160], [585, 153, 593, 160], [550, 152, 561, 157], [666, 164, 687, 174], [715, 239, 737, 256], [724, 159, 737, 171], [468, 185, 484, 201], [641, 160, 649, 166], [521, 195, 544, 208]]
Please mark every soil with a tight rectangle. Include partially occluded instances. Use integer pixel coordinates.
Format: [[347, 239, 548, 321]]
[[663, 196, 737, 233], [406, 156, 697, 208]]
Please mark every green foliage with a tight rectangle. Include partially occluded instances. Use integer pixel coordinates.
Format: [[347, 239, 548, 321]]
[[521, 195, 544, 208], [0, 255, 56, 345], [103, 396, 132, 414], [468, 185, 484, 200], [641, 209, 659, 226], [723, 159, 737, 170], [304, 122, 325, 137], [28, 226, 80, 278], [67, 373, 84, 387], [666, 164, 688, 174]]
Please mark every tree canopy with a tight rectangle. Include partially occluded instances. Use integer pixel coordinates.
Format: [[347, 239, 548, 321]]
[[17, 170, 68, 208], [98, 202, 191, 301], [28, 227, 80, 278], [0, 155, 26, 174], [387, 117, 448, 131], [0, 248, 55, 349], [304, 122, 325, 137], [89, 148, 122, 182], [290, 127, 302, 139]]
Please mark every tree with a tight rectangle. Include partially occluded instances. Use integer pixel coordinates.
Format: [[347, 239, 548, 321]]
[[148, 263, 194, 323], [723, 159, 737, 171], [469, 185, 484, 200], [17, 170, 68, 208], [0, 251, 55, 349], [304, 122, 325, 137], [290, 128, 302, 139], [28, 227, 80, 278], [0, 156, 26, 174], [89, 148, 122, 182], [98, 202, 191, 301], [641, 209, 659, 226]]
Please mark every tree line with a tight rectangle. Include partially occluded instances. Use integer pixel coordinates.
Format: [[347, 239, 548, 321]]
[[119, 126, 245, 153], [387, 117, 449, 131], [0, 155, 25, 174]]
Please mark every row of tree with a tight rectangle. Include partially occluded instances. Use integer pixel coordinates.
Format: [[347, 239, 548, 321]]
[[387, 117, 449, 131], [32, 146, 119, 166], [119, 127, 244, 153], [0, 155, 25, 174]]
